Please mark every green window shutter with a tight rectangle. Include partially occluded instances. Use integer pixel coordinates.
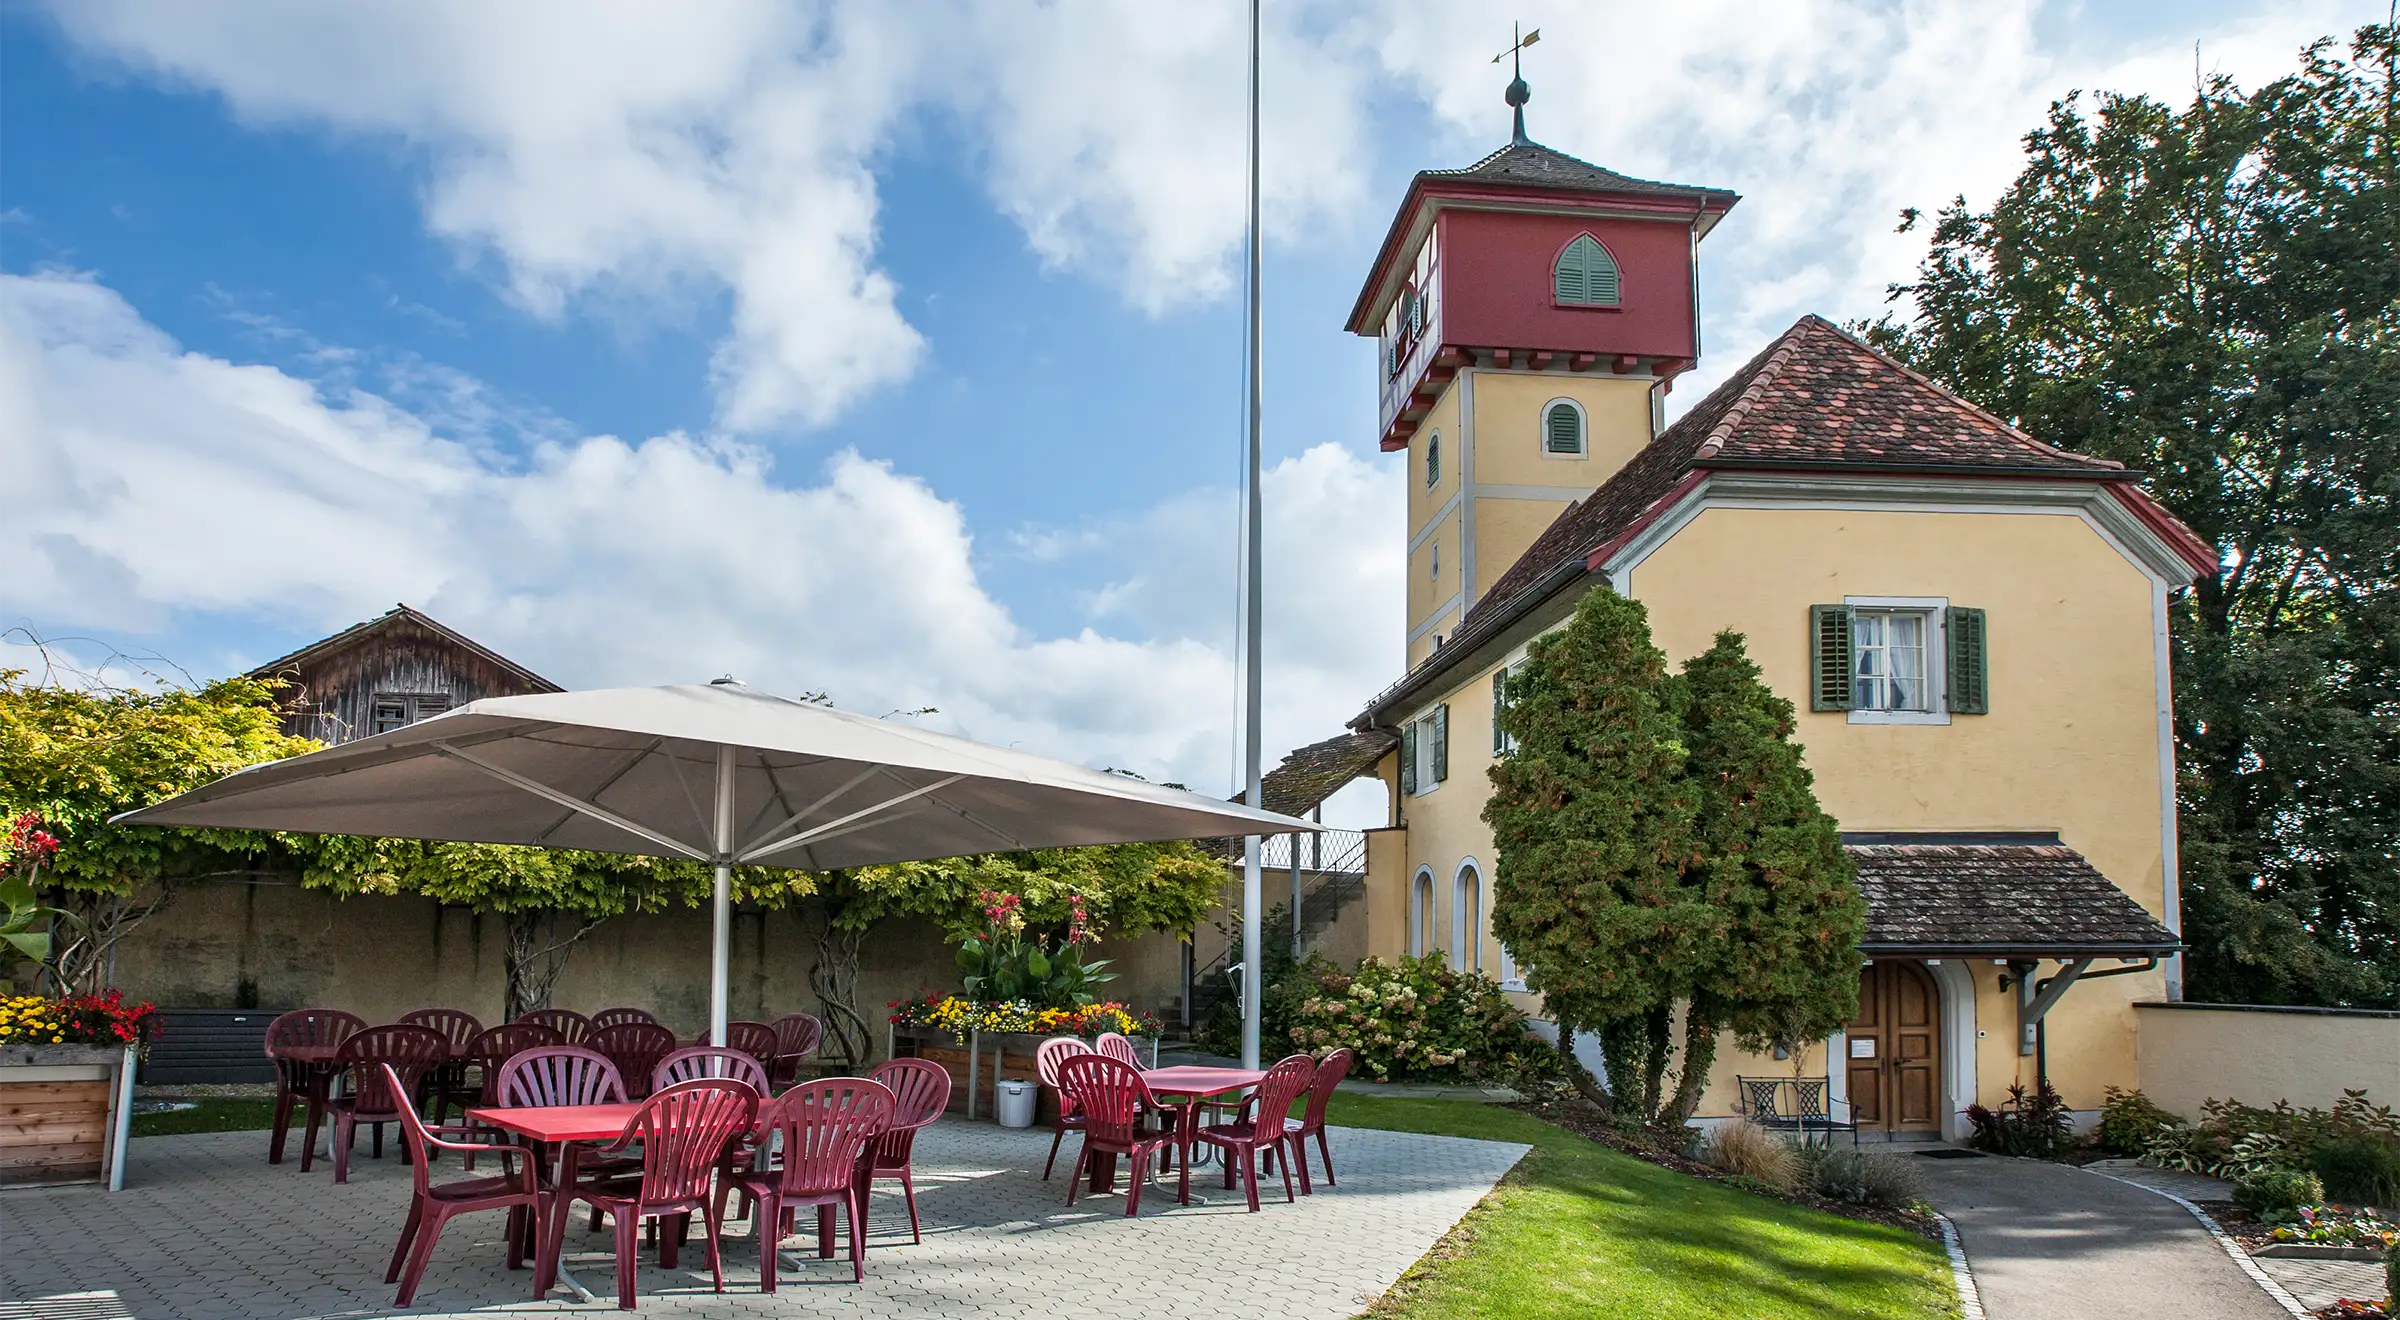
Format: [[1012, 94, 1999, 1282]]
[[1545, 403, 1583, 454], [1432, 704, 1450, 783], [1401, 721, 1419, 795], [1555, 235, 1620, 306], [1810, 605, 1854, 712], [1491, 669, 1508, 755], [1948, 606, 1988, 715]]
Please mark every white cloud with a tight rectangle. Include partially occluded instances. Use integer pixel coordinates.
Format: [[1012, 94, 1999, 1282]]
[[0, 270, 1399, 799]]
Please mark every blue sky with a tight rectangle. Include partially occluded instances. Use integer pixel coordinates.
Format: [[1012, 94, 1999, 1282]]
[[0, 0, 2378, 809]]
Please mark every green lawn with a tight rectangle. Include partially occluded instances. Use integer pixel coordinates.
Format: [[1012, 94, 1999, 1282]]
[[132, 1097, 279, 1137], [1326, 1094, 1955, 1320]]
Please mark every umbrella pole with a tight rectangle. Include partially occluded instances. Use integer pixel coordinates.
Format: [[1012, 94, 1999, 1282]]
[[711, 745, 734, 1049], [1235, 0, 1265, 1074]]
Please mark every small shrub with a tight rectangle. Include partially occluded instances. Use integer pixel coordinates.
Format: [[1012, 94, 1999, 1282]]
[[2312, 1135, 2400, 1207], [2144, 1123, 2211, 1173], [2233, 1167, 2324, 1220], [1794, 1143, 1924, 1210], [1966, 1080, 2075, 1158], [2387, 1241, 2397, 1307], [1702, 1118, 1798, 1190], [2096, 1086, 2182, 1157]]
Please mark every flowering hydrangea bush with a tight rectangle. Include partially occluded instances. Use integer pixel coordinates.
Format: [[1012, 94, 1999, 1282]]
[[1291, 954, 1558, 1085], [0, 989, 157, 1046]]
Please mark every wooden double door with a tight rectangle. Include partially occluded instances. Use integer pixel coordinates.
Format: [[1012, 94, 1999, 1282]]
[[1846, 961, 1941, 1135]]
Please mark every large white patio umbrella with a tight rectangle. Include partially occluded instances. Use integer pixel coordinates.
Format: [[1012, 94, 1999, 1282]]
[[115, 680, 1316, 1045]]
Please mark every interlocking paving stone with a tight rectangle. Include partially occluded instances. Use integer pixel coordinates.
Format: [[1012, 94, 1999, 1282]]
[[0, 1120, 1525, 1319], [2253, 1255, 2389, 1311]]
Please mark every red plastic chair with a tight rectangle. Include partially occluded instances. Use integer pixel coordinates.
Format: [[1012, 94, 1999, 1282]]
[[459, 1022, 564, 1171], [497, 1045, 627, 1109], [1054, 1054, 1170, 1217], [654, 1046, 769, 1096], [517, 1007, 591, 1044], [725, 1020, 779, 1068], [1189, 1054, 1315, 1211], [264, 1008, 365, 1166], [590, 1007, 662, 1033], [328, 1025, 451, 1183], [866, 1059, 951, 1243], [1093, 1031, 1142, 1067], [766, 1013, 824, 1089], [400, 1008, 485, 1127], [1284, 1047, 1354, 1193], [378, 1064, 543, 1307], [544, 1079, 758, 1310], [1034, 1036, 1092, 1180], [715, 1076, 895, 1290], [588, 1023, 679, 1099]]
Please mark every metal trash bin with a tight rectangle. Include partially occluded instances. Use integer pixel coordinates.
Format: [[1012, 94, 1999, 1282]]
[[995, 1078, 1038, 1128]]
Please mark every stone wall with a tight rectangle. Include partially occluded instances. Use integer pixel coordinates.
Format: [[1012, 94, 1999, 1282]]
[[97, 879, 1192, 1050]]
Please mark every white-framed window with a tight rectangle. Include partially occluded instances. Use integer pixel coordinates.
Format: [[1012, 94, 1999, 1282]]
[[1452, 862, 1483, 972], [1399, 705, 1449, 796], [1409, 867, 1436, 957], [1497, 943, 1526, 992], [1425, 431, 1441, 488], [1541, 398, 1586, 457], [1808, 596, 1985, 726]]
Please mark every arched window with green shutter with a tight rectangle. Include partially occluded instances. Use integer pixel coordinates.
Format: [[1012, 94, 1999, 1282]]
[[1554, 233, 1621, 306], [1542, 400, 1586, 456]]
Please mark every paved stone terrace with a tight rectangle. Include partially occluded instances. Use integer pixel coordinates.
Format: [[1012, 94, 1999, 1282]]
[[0, 1120, 1527, 1320]]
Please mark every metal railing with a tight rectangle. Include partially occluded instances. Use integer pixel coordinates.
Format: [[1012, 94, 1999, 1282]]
[[1252, 828, 1366, 875]]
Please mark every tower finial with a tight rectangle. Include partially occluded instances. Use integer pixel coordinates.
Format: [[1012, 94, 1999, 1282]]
[[1493, 23, 1540, 144]]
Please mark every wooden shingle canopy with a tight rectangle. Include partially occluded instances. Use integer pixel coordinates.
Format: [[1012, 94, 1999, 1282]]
[[1235, 729, 1398, 819], [1844, 833, 2180, 959]]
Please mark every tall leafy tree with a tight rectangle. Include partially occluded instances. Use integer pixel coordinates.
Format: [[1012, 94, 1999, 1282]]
[[1866, 24, 2400, 1005], [1672, 633, 1865, 1121], [1484, 587, 1709, 1115]]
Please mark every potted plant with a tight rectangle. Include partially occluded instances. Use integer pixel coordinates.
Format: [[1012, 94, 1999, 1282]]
[[0, 814, 156, 1190]]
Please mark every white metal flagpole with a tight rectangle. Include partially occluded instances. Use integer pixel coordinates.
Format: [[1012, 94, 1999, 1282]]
[[711, 744, 735, 1048], [1238, 0, 1265, 1073]]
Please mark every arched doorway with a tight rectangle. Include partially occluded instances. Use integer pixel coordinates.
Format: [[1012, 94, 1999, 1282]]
[[1846, 961, 1942, 1136]]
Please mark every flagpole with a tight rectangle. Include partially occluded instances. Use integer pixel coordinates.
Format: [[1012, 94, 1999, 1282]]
[[1238, 0, 1265, 1073]]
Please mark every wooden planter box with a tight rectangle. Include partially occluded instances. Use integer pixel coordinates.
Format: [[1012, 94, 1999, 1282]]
[[0, 1043, 140, 1191]]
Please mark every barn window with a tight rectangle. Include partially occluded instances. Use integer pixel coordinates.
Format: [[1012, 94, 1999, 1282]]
[[1554, 234, 1621, 306], [372, 693, 454, 736]]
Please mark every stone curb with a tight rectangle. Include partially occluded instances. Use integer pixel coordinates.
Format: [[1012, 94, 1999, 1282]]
[[1934, 1211, 1987, 1320], [2082, 1168, 2310, 1318]]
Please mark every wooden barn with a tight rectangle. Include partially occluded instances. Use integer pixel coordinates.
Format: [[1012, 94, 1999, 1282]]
[[247, 604, 561, 746]]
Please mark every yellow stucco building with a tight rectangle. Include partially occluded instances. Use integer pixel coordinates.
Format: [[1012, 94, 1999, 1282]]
[[1313, 131, 2219, 1140]]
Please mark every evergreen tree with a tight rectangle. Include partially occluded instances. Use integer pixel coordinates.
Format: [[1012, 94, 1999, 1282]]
[[1671, 633, 1866, 1121], [1484, 587, 1708, 1113]]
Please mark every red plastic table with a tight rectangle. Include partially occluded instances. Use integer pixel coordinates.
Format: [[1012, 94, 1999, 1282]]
[[1136, 1066, 1264, 1202], [470, 1104, 641, 1299]]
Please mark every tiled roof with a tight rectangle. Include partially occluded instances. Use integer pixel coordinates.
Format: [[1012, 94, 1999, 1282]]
[[1233, 730, 1397, 818], [1423, 140, 1736, 204], [1464, 315, 2126, 635], [1848, 838, 2178, 955]]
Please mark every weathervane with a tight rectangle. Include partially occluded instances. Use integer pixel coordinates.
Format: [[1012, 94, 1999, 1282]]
[[1492, 22, 1540, 144]]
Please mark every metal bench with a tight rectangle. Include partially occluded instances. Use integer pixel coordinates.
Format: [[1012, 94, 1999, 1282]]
[[1734, 1074, 1858, 1146]]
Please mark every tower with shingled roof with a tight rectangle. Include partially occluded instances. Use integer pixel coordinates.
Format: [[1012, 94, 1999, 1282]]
[[1346, 54, 1739, 669]]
